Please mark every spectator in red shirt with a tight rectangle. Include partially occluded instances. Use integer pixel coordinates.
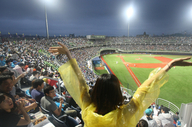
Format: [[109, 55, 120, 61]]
[[24, 62, 30, 70], [48, 73, 58, 88]]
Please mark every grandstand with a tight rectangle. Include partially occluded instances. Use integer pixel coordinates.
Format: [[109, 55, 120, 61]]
[[0, 36, 191, 127]]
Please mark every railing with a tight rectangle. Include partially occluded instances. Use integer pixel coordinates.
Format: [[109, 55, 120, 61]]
[[155, 98, 179, 113]]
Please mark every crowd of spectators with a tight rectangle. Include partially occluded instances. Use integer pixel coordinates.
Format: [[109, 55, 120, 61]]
[[1, 36, 192, 87], [0, 36, 191, 126], [137, 105, 181, 127], [105, 36, 192, 44]]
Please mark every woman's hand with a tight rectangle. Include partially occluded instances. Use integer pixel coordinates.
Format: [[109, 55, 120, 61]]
[[164, 57, 192, 71], [169, 57, 192, 66], [48, 42, 72, 60]]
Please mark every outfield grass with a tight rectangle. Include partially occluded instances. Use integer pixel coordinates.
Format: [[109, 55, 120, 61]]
[[123, 56, 162, 63], [102, 54, 192, 108]]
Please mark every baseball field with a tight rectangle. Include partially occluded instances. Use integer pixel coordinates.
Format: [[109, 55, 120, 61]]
[[96, 54, 192, 108]]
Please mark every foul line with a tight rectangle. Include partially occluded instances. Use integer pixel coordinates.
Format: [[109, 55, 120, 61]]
[[119, 57, 141, 87], [127, 67, 141, 87]]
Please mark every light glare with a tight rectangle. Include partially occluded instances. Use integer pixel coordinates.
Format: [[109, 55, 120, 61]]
[[127, 7, 133, 18], [44, 0, 54, 4], [191, 7, 192, 16], [42, 0, 56, 7]]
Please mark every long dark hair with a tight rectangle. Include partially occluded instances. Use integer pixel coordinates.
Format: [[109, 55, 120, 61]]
[[91, 74, 123, 115]]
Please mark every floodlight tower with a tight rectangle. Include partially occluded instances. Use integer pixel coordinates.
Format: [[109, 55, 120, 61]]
[[44, 2, 49, 39], [127, 7, 133, 38]]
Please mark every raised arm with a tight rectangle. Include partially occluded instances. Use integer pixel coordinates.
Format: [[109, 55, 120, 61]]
[[16, 100, 31, 126], [48, 42, 72, 60], [142, 57, 192, 88], [13, 73, 25, 85], [48, 42, 91, 108]]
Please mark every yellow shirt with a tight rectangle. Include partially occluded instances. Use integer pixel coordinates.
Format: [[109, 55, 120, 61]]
[[59, 59, 168, 127]]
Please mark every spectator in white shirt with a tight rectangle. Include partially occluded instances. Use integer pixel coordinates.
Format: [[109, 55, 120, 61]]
[[13, 63, 26, 75]]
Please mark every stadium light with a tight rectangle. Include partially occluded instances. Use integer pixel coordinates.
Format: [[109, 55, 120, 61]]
[[126, 7, 133, 38], [127, 7, 133, 18], [191, 7, 192, 17], [41, 0, 55, 39], [43, 0, 54, 5]]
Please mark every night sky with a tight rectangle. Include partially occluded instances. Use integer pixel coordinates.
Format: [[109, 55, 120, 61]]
[[0, 0, 192, 36]]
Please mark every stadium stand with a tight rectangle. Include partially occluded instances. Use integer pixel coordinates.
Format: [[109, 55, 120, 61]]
[[0, 36, 192, 126]]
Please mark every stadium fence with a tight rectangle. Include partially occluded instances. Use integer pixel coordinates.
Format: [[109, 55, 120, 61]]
[[155, 98, 179, 113]]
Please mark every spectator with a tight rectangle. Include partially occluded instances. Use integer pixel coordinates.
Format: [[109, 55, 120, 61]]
[[153, 105, 159, 116], [49, 42, 192, 127], [41, 85, 77, 118], [31, 79, 44, 103], [12, 51, 19, 61], [0, 73, 37, 112], [29, 80, 36, 95], [136, 119, 149, 127], [24, 62, 30, 70], [39, 71, 49, 84], [141, 108, 158, 127], [13, 60, 18, 66], [41, 86, 79, 126], [29, 71, 39, 81], [2, 71, 25, 97], [47, 73, 58, 88], [158, 105, 164, 115], [153, 116, 162, 127], [0, 66, 8, 73], [0, 93, 31, 127], [13, 63, 26, 75], [6, 59, 12, 68], [0, 56, 6, 66], [173, 112, 179, 126], [26, 64, 33, 76], [158, 107, 174, 126]]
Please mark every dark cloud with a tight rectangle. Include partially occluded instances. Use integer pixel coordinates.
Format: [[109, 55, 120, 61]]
[[0, 0, 192, 36]]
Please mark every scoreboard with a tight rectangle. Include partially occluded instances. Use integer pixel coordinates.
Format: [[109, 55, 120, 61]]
[[86, 35, 105, 40]]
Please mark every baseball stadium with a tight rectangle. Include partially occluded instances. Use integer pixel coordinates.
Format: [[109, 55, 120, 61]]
[[1, 0, 192, 126], [1, 35, 192, 127]]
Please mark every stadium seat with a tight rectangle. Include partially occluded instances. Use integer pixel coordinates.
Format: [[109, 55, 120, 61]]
[[25, 89, 32, 97], [38, 103, 52, 116]]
